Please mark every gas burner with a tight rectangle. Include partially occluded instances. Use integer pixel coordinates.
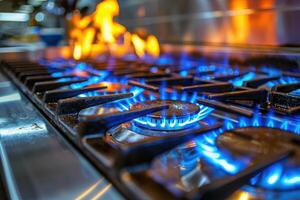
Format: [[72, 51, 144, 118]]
[[4, 52, 300, 200], [216, 127, 295, 156], [79, 102, 121, 118], [90, 82, 131, 93], [131, 100, 207, 131], [149, 142, 212, 193], [216, 127, 300, 191]]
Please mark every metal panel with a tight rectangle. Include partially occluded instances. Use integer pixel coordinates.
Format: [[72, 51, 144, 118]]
[[0, 72, 124, 200], [118, 0, 300, 46]]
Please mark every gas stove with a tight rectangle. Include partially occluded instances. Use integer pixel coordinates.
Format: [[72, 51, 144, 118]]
[[1, 48, 300, 200]]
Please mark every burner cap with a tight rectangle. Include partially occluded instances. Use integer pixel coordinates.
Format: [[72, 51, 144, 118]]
[[216, 127, 300, 190], [131, 100, 201, 131], [216, 127, 298, 157]]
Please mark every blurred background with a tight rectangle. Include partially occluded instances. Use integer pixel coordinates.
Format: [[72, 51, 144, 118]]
[[1, 0, 300, 52]]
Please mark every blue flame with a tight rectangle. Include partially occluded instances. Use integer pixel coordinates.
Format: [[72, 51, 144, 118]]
[[260, 66, 282, 76], [70, 76, 105, 89], [199, 66, 239, 80], [289, 89, 300, 97], [40, 59, 138, 97], [195, 130, 244, 174], [155, 54, 175, 65], [178, 64, 217, 77], [77, 63, 109, 76], [230, 72, 257, 86], [117, 90, 214, 130], [197, 65, 216, 72], [150, 66, 158, 73], [179, 70, 189, 77], [47, 61, 109, 79], [193, 113, 300, 190], [265, 77, 300, 88], [39, 58, 77, 68], [42, 57, 300, 190], [81, 84, 144, 98], [133, 104, 213, 130], [40, 57, 214, 130]]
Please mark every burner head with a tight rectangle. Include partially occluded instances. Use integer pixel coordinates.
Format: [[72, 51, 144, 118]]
[[216, 127, 297, 157], [131, 100, 201, 131], [216, 127, 300, 190]]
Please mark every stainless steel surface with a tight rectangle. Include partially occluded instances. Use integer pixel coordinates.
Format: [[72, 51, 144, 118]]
[[0, 13, 29, 22], [118, 0, 300, 46], [0, 71, 124, 200]]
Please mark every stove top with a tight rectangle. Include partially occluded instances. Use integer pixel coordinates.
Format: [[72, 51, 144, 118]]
[[1, 50, 300, 200]]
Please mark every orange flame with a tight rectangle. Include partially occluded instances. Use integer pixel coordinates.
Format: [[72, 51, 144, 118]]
[[131, 34, 160, 58], [68, 0, 160, 60], [146, 35, 160, 57], [131, 34, 146, 58], [73, 42, 82, 60], [82, 27, 95, 57]]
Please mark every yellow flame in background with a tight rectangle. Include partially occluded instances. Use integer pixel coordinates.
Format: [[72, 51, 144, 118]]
[[69, 0, 160, 60], [228, 0, 249, 44], [146, 35, 160, 57], [226, 0, 276, 45], [131, 34, 146, 58], [73, 42, 82, 60], [82, 27, 96, 57]]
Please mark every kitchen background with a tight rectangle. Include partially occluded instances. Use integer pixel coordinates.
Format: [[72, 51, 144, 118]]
[[1, 0, 300, 51]]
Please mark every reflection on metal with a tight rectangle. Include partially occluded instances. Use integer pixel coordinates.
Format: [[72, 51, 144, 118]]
[[0, 81, 11, 88], [0, 12, 29, 22], [0, 93, 21, 103], [119, 0, 300, 46], [75, 179, 104, 200], [227, 1, 250, 44], [0, 122, 46, 137], [0, 142, 20, 200], [121, 8, 261, 24], [91, 184, 112, 200], [238, 192, 250, 200], [0, 72, 123, 200]]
